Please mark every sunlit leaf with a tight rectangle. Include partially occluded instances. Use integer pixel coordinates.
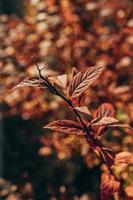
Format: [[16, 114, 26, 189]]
[[92, 117, 133, 130], [56, 74, 68, 89], [115, 152, 133, 165], [71, 67, 78, 78], [44, 120, 86, 135], [71, 92, 86, 106], [92, 116, 119, 126], [69, 66, 104, 98], [100, 172, 120, 200], [91, 103, 115, 137], [75, 106, 92, 120], [48, 74, 68, 89], [94, 145, 115, 167], [108, 123, 133, 129], [95, 103, 115, 118], [13, 77, 48, 90]]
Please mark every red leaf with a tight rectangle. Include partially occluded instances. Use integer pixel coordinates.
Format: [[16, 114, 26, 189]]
[[75, 106, 92, 120], [108, 123, 133, 129], [95, 103, 115, 118], [71, 67, 78, 78], [71, 92, 86, 106], [48, 74, 68, 90], [92, 117, 133, 130], [77, 92, 86, 106], [100, 173, 120, 200], [94, 145, 115, 167], [69, 66, 104, 98], [91, 103, 115, 137], [92, 117, 119, 126], [56, 74, 68, 89], [115, 152, 133, 166], [91, 126, 106, 138], [13, 77, 48, 90], [44, 120, 86, 135]]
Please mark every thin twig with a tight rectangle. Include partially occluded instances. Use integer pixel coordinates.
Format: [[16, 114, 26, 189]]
[[36, 63, 96, 144], [36, 64, 116, 174]]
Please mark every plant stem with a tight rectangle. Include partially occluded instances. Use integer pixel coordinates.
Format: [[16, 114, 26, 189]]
[[50, 84, 96, 143], [36, 65, 115, 171], [53, 89, 116, 175], [35, 63, 93, 142]]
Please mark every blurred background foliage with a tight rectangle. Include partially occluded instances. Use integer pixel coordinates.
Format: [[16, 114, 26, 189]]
[[0, 0, 133, 199]]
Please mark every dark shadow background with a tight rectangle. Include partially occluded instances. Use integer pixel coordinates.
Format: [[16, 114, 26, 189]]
[[0, 0, 24, 17]]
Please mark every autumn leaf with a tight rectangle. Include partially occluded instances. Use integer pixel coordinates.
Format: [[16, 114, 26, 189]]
[[115, 152, 133, 166], [95, 103, 115, 118], [92, 116, 119, 126], [94, 145, 115, 167], [77, 92, 86, 106], [47, 76, 57, 86], [56, 74, 68, 89], [74, 106, 92, 120], [100, 173, 120, 200], [92, 116, 133, 130], [71, 67, 78, 78], [92, 103, 133, 131], [71, 92, 86, 106], [13, 77, 49, 90], [44, 120, 86, 135], [69, 66, 104, 98], [108, 123, 133, 129], [13, 76, 59, 94], [91, 103, 115, 137], [48, 74, 68, 90]]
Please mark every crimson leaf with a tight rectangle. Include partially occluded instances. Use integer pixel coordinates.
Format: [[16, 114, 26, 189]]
[[44, 120, 86, 135], [92, 103, 115, 137], [95, 103, 115, 118], [69, 66, 104, 98], [100, 172, 120, 200], [75, 106, 92, 120], [92, 116, 133, 130], [92, 117, 119, 126], [14, 77, 49, 90], [115, 152, 133, 165], [94, 145, 115, 167]]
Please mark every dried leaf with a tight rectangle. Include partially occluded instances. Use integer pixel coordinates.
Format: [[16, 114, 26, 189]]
[[44, 120, 86, 135], [69, 66, 104, 98]]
